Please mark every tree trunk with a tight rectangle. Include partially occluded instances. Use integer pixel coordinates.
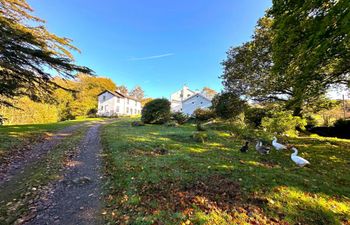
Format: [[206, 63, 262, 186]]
[[288, 93, 304, 117]]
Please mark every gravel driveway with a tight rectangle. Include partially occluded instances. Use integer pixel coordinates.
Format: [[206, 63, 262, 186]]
[[26, 121, 106, 225], [0, 123, 85, 185]]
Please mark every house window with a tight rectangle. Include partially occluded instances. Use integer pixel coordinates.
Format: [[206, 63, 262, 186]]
[[126, 107, 129, 113], [135, 101, 137, 106], [188, 94, 191, 97], [192, 102, 194, 104], [117, 97, 120, 103], [103, 95, 106, 101], [127, 99, 129, 104], [116, 106, 119, 112], [131, 108, 133, 114], [101, 106, 103, 111], [200, 102, 203, 104]]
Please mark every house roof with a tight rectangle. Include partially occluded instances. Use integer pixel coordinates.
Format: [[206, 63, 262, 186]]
[[182, 92, 212, 103], [186, 88, 196, 94], [98, 90, 123, 97], [171, 86, 196, 96], [98, 90, 140, 102]]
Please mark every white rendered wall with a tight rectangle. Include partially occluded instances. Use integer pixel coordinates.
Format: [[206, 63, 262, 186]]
[[182, 94, 212, 115], [98, 92, 142, 116], [97, 92, 116, 116]]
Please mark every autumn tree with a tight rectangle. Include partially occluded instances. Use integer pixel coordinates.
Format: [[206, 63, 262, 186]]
[[53, 88, 75, 120], [117, 85, 128, 95], [0, 97, 59, 124], [69, 74, 117, 117], [0, 0, 92, 107], [129, 85, 144, 100], [141, 98, 153, 107], [52, 78, 76, 120], [201, 87, 217, 99], [0, 74, 118, 124]]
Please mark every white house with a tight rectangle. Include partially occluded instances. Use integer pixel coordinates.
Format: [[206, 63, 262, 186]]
[[170, 85, 196, 112], [97, 90, 142, 116], [170, 86, 214, 115]]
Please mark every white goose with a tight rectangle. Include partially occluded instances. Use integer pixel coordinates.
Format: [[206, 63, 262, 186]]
[[291, 147, 310, 167], [272, 137, 287, 150]]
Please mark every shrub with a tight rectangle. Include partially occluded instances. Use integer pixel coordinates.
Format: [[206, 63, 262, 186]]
[[244, 107, 269, 127], [212, 92, 246, 120], [308, 118, 350, 139], [196, 123, 207, 131], [222, 116, 260, 141], [165, 121, 179, 127], [305, 115, 319, 128], [171, 112, 188, 125], [261, 111, 306, 137], [141, 98, 171, 124], [193, 108, 215, 122], [131, 121, 145, 127], [192, 131, 208, 143], [333, 119, 350, 132], [0, 97, 59, 124], [87, 108, 98, 118]]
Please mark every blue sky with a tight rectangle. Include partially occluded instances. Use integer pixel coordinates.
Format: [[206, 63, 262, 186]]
[[29, 0, 272, 98]]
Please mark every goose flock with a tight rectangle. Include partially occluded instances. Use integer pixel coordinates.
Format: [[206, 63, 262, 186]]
[[240, 136, 310, 167]]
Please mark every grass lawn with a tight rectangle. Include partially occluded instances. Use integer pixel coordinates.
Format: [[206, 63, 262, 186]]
[[0, 118, 104, 161], [101, 118, 350, 225]]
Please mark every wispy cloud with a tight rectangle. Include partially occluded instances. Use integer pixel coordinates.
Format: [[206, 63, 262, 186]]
[[128, 53, 174, 61]]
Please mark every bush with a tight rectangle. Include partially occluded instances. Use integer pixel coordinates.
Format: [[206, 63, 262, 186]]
[[212, 92, 246, 120], [333, 119, 350, 132], [193, 108, 215, 122], [0, 97, 59, 125], [192, 131, 208, 143], [305, 115, 318, 129], [220, 116, 259, 140], [171, 112, 188, 125], [196, 123, 207, 131], [308, 118, 350, 139], [131, 121, 145, 127], [261, 111, 306, 137], [87, 108, 98, 118], [141, 98, 171, 124], [244, 107, 269, 127], [165, 121, 179, 127]]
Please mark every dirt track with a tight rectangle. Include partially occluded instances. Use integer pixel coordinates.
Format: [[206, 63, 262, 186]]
[[0, 123, 85, 185], [26, 121, 106, 225]]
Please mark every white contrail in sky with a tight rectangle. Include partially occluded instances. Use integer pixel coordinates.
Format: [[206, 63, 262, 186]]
[[128, 53, 174, 61]]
